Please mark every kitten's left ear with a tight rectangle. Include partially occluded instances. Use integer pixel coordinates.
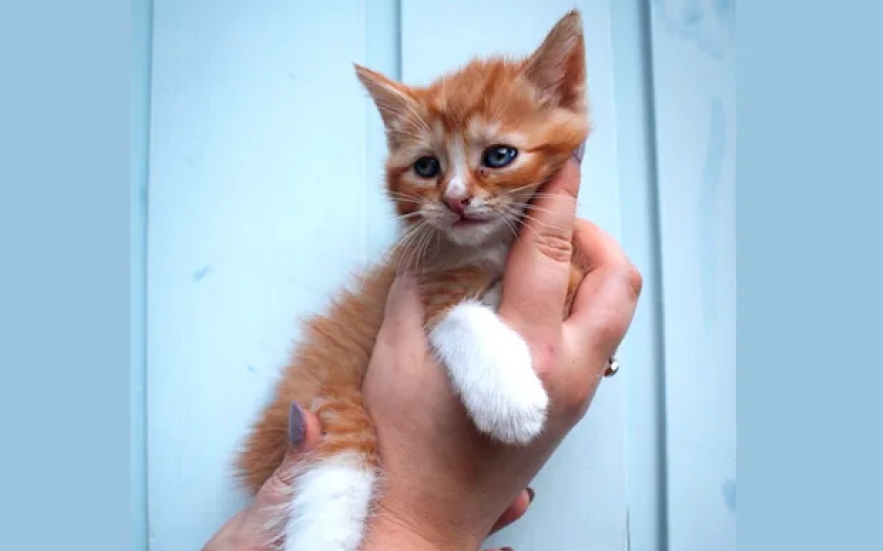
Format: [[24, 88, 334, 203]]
[[354, 64, 416, 129], [523, 9, 586, 110]]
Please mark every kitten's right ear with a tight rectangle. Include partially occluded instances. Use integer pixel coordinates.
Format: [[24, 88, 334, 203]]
[[354, 64, 415, 129]]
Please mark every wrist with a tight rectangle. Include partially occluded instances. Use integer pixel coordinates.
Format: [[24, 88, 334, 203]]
[[200, 510, 259, 551], [363, 505, 483, 551]]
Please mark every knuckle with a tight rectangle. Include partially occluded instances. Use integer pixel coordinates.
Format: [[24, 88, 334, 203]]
[[624, 265, 643, 298], [605, 264, 643, 302], [559, 181, 580, 201], [534, 228, 574, 263]]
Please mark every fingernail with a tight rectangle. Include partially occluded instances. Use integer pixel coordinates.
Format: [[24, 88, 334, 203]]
[[501, 547, 514, 551], [288, 402, 305, 446], [572, 141, 586, 165], [526, 487, 535, 503]]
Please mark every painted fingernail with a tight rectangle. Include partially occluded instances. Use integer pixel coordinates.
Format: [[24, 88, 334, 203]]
[[288, 402, 305, 446], [572, 141, 586, 164], [501, 547, 514, 551], [526, 487, 535, 503]]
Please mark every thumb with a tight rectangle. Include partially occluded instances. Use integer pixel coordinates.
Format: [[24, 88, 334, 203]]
[[377, 271, 426, 347], [287, 401, 323, 454], [254, 402, 323, 508]]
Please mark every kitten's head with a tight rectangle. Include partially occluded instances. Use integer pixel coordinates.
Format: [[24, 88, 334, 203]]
[[356, 10, 590, 249]]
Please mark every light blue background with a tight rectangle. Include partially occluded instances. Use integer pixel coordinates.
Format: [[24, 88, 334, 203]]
[[738, 1, 883, 550], [132, 1, 735, 550], [1, 1, 131, 550]]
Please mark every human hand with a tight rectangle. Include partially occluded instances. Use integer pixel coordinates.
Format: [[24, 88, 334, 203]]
[[200, 404, 529, 551], [361, 155, 642, 551], [199, 406, 323, 551]]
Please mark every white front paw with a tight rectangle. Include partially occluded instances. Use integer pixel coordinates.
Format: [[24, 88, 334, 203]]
[[430, 302, 548, 445]]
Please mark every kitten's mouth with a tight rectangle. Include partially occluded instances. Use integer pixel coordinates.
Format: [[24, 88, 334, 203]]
[[452, 215, 491, 228]]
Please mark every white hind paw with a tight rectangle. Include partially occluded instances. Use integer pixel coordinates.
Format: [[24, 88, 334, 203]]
[[283, 453, 375, 551]]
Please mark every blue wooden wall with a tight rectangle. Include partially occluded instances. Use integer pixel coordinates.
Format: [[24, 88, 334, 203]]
[[131, 1, 735, 550]]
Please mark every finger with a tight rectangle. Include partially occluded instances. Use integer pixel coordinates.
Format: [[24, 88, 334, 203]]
[[500, 156, 582, 336], [490, 488, 534, 534], [563, 221, 641, 373], [377, 271, 426, 346], [254, 402, 323, 507], [565, 269, 638, 374], [571, 219, 635, 276]]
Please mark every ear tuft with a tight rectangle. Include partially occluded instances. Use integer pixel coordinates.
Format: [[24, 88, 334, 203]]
[[523, 10, 586, 110], [354, 63, 415, 128]]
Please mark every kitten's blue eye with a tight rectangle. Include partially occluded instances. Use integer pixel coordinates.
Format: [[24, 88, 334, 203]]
[[482, 145, 518, 168], [413, 156, 440, 178]]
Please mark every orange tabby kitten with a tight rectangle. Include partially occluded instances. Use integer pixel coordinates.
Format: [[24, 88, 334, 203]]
[[237, 10, 590, 551]]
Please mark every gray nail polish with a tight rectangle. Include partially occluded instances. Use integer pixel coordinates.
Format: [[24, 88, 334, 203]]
[[288, 402, 305, 446], [572, 141, 586, 164]]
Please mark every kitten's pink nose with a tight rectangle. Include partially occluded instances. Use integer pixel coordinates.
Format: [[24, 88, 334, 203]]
[[443, 195, 471, 216]]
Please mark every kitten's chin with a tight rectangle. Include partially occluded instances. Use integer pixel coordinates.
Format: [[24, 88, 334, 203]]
[[443, 218, 509, 248]]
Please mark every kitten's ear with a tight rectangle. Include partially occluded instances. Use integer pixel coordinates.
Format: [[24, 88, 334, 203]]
[[523, 10, 586, 110], [354, 64, 416, 129]]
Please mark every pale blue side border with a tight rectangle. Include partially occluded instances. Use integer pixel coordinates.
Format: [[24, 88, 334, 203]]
[[0, 1, 131, 550], [131, 0, 153, 549], [741, 1, 883, 549]]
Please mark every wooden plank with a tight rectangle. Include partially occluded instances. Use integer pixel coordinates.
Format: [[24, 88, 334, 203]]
[[609, 0, 669, 548], [647, 0, 737, 549], [147, 1, 370, 549], [131, 0, 152, 549]]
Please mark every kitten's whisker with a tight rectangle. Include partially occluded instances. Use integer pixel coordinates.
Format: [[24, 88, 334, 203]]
[[387, 193, 424, 203], [508, 203, 559, 217], [523, 192, 590, 208], [403, 226, 423, 271], [395, 219, 433, 273], [499, 204, 570, 233], [386, 190, 424, 200], [510, 211, 568, 234], [393, 212, 424, 220], [500, 209, 542, 240], [389, 220, 427, 264], [410, 230, 432, 272], [500, 213, 521, 240], [414, 225, 434, 272], [499, 183, 540, 196], [386, 198, 424, 207]]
